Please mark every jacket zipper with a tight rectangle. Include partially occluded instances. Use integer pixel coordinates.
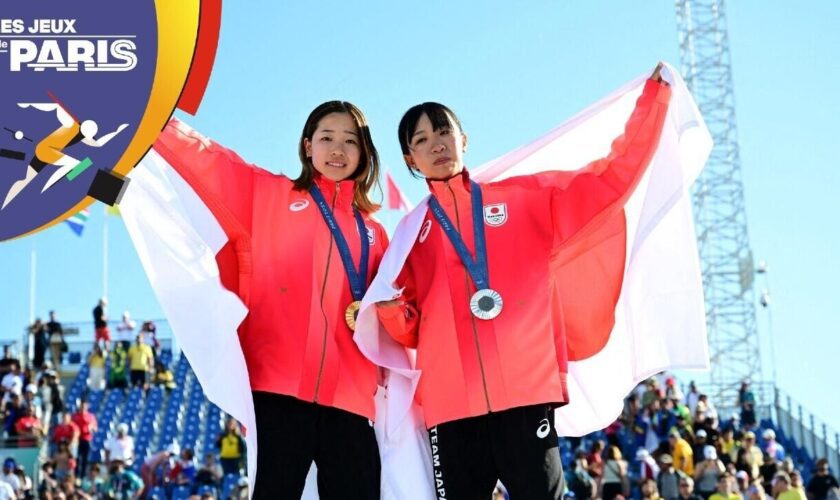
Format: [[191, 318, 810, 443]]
[[313, 184, 339, 403], [445, 181, 492, 412]]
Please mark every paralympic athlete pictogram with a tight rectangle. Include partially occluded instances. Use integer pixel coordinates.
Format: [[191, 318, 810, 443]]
[[2, 92, 128, 209]]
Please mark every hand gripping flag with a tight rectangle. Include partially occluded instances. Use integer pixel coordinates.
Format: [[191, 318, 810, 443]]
[[352, 63, 712, 497]]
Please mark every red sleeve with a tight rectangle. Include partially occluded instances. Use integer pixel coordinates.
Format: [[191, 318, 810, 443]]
[[153, 119, 262, 240], [548, 79, 671, 247], [375, 265, 420, 349]]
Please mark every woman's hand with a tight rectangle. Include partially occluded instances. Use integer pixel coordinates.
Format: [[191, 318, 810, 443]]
[[651, 62, 665, 83]]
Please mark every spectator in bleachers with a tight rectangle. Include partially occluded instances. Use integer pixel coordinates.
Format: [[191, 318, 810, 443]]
[[105, 459, 143, 499], [740, 431, 763, 481], [60, 474, 91, 500], [0, 458, 21, 496], [734, 447, 753, 481], [637, 449, 661, 484], [600, 445, 629, 500], [671, 429, 695, 476], [72, 399, 97, 478], [720, 428, 739, 465], [44, 371, 65, 429], [643, 379, 663, 408], [1, 362, 22, 405], [569, 451, 597, 500], [694, 430, 710, 465], [169, 447, 197, 489], [0, 347, 18, 380], [14, 405, 43, 447], [806, 458, 839, 500], [734, 471, 750, 500], [52, 412, 80, 457], [0, 479, 13, 500], [80, 463, 105, 497], [12, 464, 32, 500], [763, 429, 785, 461], [20, 385, 41, 422], [709, 472, 740, 500], [195, 453, 223, 489], [587, 440, 605, 479], [46, 310, 65, 371], [773, 472, 806, 500], [675, 476, 704, 500], [104, 422, 135, 466], [643, 478, 663, 500], [228, 476, 249, 500], [38, 461, 59, 499], [152, 361, 176, 392], [116, 311, 137, 350], [791, 471, 808, 499], [216, 418, 245, 476], [141, 321, 160, 360], [3, 394, 23, 443], [674, 414, 696, 443], [760, 454, 781, 495], [127, 333, 154, 389], [108, 343, 129, 390], [695, 446, 726, 499], [87, 344, 107, 391], [657, 399, 679, 442], [93, 297, 110, 350], [698, 395, 719, 428], [659, 454, 688, 500], [53, 440, 75, 481], [29, 318, 48, 369], [140, 444, 178, 496]]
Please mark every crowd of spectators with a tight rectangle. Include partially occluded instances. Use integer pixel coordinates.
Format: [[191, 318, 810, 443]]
[[564, 375, 840, 500], [4, 305, 839, 499]]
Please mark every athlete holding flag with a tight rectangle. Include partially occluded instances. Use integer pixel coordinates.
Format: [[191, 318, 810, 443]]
[[374, 63, 671, 498], [152, 101, 387, 499]]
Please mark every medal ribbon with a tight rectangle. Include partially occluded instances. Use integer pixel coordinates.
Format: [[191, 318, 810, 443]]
[[428, 180, 490, 291], [310, 184, 369, 301]]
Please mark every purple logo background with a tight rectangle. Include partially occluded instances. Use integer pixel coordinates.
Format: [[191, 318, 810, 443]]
[[0, 0, 157, 240]]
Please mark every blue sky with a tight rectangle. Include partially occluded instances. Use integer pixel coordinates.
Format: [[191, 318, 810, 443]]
[[1, 1, 838, 432]]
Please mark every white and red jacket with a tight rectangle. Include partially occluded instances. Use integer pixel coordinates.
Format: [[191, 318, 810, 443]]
[[154, 120, 388, 420], [376, 79, 671, 427]]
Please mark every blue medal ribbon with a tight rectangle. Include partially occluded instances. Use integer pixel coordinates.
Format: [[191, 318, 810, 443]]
[[309, 184, 369, 301], [428, 180, 490, 291]]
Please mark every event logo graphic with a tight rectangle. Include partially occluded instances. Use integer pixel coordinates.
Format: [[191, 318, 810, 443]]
[[0, 0, 221, 241]]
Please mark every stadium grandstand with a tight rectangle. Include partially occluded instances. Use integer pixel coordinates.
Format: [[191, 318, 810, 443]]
[[0, 317, 837, 499]]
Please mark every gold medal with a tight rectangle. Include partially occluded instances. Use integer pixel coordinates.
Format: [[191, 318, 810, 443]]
[[345, 300, 361, 331]]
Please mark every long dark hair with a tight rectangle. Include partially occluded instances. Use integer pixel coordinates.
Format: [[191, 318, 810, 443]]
[[294, 101, 381, 213]]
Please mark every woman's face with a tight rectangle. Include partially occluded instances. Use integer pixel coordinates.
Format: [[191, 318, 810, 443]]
[[404, 112, 468, 181], [303, 112, 361, 183]]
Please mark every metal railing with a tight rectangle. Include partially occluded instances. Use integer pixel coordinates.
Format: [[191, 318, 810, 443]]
[[18, 318, 179, 374], [774, 386, 840, 475]]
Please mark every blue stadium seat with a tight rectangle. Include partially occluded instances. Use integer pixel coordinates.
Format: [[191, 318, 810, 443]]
[[147, 486, 166, 499], [171, 484, 192, 499], [222, 474, 241, 498]]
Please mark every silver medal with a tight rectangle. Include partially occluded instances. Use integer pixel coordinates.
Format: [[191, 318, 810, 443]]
[[470, 288, 503, 320]]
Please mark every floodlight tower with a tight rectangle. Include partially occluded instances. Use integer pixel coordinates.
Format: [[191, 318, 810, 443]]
[[675, 0, 764, 408]]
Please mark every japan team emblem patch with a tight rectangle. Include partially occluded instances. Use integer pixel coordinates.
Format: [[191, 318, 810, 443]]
[[366, 226, 375, 245], [483, 203, 507, 226]]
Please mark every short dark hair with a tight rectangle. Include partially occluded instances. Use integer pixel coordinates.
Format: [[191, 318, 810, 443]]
[[397, 102, 463, 178]]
